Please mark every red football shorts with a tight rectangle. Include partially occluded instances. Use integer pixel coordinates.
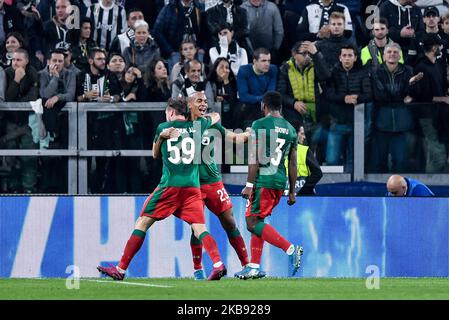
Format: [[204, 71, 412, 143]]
[[140, 186, 204, 224], [200, 180, 233, 216], [245, 186, 283, 219]]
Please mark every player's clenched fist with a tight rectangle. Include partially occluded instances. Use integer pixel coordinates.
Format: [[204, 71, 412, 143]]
[[287, 192, 296, 206]]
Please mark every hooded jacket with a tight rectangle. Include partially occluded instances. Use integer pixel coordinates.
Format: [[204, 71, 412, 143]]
[[379, 0, 424, 50]]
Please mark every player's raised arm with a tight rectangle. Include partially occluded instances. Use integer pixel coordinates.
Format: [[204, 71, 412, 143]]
[[287, 143, 298, 206]]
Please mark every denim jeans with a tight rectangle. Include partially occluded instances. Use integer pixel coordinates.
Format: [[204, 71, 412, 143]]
[[418, 118, 447, 173], [326, 123, 353, 172], [370, 129, 409, 173]]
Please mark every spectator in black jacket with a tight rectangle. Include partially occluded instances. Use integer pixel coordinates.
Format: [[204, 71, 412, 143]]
[[0, 0, 25, 47], [324, 44, 372, 172], [38, 0, 72, 59], [70, 18, 97, 73], [410, 33, 449, 172], [206, 0, 252, 54], [370, 42, 423, 173], [152, 0, 207, 72], [4, 48, 39, 193], [379, 0, 425, 60]]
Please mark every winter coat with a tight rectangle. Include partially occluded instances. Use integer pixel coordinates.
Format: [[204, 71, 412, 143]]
[[152, 0, 206, 57], [371, 63, 415, 132], [324, 64, 372, 124], [379, 0, 425, 50], [123, 38, 161, 74]]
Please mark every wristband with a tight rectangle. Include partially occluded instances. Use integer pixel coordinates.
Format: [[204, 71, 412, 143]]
[[246, 182, 254, 188]]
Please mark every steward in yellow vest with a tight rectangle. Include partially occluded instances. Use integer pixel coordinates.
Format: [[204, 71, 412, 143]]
[[285, 126, 323, 195]]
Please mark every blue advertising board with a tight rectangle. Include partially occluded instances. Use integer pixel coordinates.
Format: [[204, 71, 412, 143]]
[[1, 196, 447, 278]]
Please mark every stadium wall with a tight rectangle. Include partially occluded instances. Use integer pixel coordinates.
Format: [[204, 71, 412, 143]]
[[0, 196, 447, 278]]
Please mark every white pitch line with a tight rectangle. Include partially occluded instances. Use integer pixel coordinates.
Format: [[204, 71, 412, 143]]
[[83, 279, 173, 288]]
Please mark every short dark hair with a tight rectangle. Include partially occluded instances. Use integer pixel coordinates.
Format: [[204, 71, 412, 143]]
[[253, 47, 270, 60], [126, 8, 144, 20], [166, 98, 188, 117], [262, 91, 282, 111], [89, 47, 107, 60], [340, 44, 358, 56], [48, 49, 66, 60], [373, 17, 389, 29], [14, 48, 29, 60], [107, 52, 124, 64]]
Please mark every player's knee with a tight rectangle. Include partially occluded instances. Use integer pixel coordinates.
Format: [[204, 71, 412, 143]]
[[135, 216, 153, 231], [246, 223, 256, 233]]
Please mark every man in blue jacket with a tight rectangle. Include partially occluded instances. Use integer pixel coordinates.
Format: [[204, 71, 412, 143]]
[[386, 174, 434, 196]]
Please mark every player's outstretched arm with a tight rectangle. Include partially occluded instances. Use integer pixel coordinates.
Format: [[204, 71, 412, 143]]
[[225, 128, 251, 144], [287, 143, 298, 206]]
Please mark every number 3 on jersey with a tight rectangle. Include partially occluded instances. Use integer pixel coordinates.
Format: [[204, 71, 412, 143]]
[[167, 137, 195, 164], [271, 138, 286, 166]]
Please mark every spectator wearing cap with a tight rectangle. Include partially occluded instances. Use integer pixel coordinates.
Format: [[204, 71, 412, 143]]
[[208, 23, 248, 77], [379, 0, 425, 61], [123, 19, 161, 77], [109, 8, 144, 56], [240, 0, 284, 65], [407, 6, 447, 65], [38, 48, 76, 192], [296, 0, 353, 42], [171, 59, 216, 111], [70, 17, 97, 73], [416, 0, 449, 17], [56, 41, 81, 76], [410, 33, 449, 172]]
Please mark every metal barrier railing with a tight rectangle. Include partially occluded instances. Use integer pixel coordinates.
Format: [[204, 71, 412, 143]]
[[0, 102, 78, 193], [3, 101, 446, 193]]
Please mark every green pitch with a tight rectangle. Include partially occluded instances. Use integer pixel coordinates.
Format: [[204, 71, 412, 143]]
[[0, 278, 449, 300]]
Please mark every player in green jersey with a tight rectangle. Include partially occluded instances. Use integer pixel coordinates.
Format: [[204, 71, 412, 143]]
[[237, 91, 304, 279], [186, 91, 251, 280], [97, 99, 227, 281]]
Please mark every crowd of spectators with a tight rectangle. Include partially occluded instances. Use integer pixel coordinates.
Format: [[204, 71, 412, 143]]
[[1, 0, 449, 194]]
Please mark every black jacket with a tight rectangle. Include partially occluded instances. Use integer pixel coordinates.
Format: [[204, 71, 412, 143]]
[[371, 63, 415, 132], [206, 2, 249, 48], [2, 3, 24, 36], [379, 0, 424, 52], [316, 35, 354, 70], [324, 64, 372, 124]]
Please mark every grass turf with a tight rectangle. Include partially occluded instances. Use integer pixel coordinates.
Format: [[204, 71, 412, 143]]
[[0, 278, 449, 300]]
